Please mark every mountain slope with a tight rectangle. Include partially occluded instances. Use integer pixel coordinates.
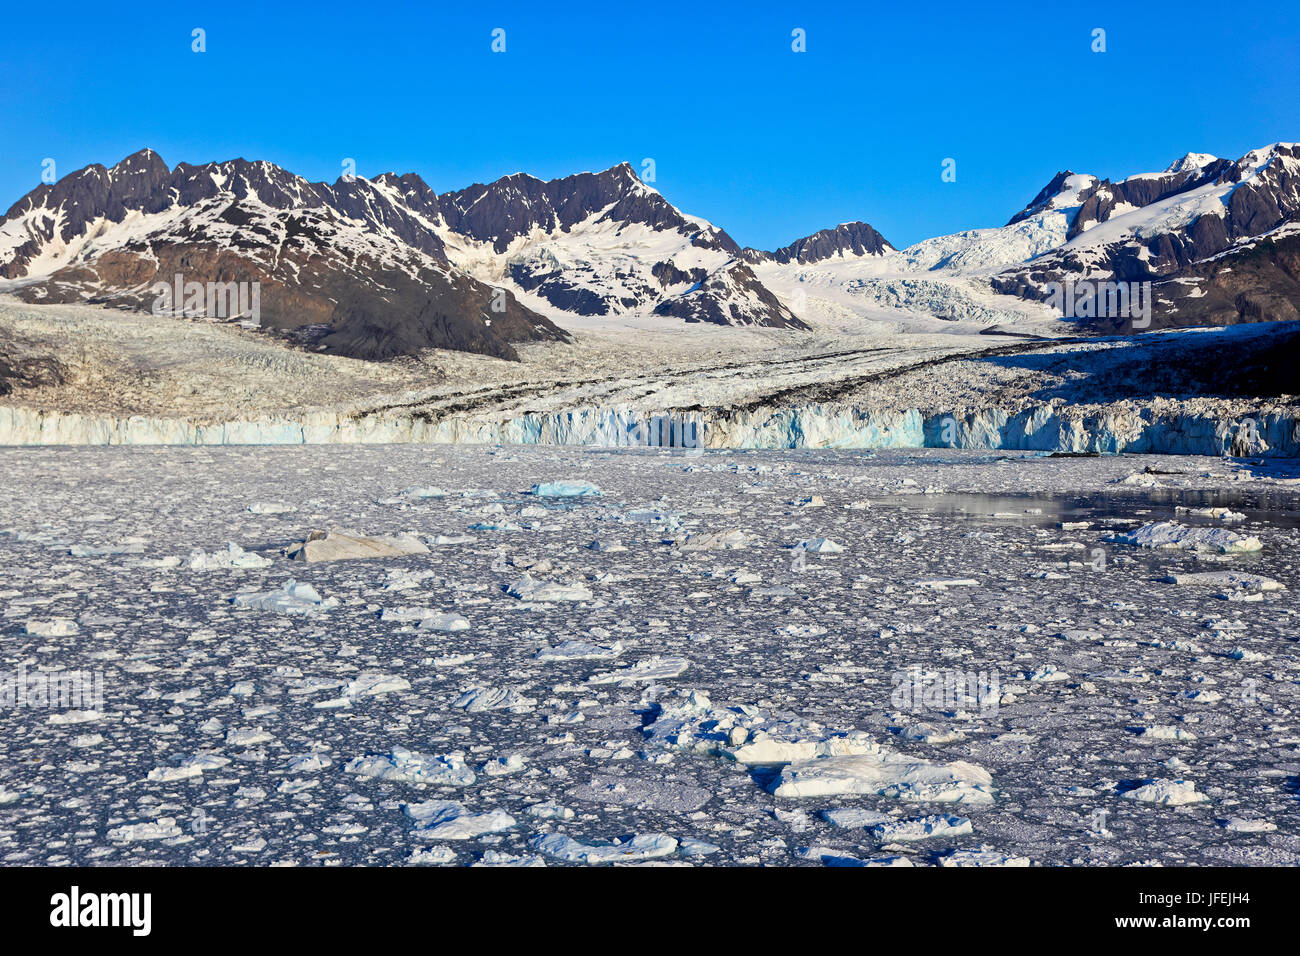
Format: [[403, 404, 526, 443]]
[[990, 143, 1300, 328], [0, 150, 567, 361]]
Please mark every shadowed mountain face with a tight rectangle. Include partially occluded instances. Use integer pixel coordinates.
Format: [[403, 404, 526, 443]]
[[744, 221, 893, 265], [991, 144, 1300, 329], [0, 150, 565, 361], [0, 152, 816, 349]]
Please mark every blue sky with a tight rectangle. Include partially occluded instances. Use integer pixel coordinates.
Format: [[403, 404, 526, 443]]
[[1, 0, 1296, 249]]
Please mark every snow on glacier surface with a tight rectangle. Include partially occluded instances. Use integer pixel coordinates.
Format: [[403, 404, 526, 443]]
[[0, 444, 1297, 866]]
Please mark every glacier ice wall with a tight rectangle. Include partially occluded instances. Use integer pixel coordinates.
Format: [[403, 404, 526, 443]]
[[0, 402, 1296, 457]]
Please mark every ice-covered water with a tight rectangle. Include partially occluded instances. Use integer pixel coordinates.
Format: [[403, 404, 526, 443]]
[[1, 445, 1297, 866]]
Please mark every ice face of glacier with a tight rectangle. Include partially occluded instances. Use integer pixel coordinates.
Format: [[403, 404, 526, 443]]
[[0, 401, 1296, 456]]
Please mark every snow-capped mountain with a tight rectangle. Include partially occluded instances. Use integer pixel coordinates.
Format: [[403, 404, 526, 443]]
[[0, 150, 567, 360], [432, 163, 807, 328], [991, 143, 1300, 329], [0, 143, 1296, 362]]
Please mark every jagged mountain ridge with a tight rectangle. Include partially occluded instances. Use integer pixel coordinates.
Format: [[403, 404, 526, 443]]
[[0, 150, 568, 360], [1, 142, 1297, 361], [991, 143, 1300, 328]]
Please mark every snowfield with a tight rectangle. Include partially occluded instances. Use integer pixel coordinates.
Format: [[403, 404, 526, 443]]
[[0, 444, 1297, 866]]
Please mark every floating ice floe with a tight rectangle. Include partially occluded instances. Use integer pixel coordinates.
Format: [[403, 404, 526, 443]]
[[344, 673, 411, 698], [529, 481, 601, 498], [1135, 726, 1197, 742], [383, 568, 439, 591], [287, 529, 429, 562], [536, 640, 623, 661], [794, 537, 844, 554], [1111, 521, 1262, 553], [418, 613, 471, 633], [454, 686, 537, 713], [107, 818, 184, 843], [233, 580, 338, 615], [247, 502, 295, 514], [527, 802, 575, 821], [404, 800, 517, 839], [1176, 506, 1246, 521], [1026, 665, 1070, 682], [679, 529, 754, 551], [642, 689, 874, 765], [380, 606, 440, 623], [506, 573, 592, 602], [873, 814, 973, 841], [68, 543, 144, 557], [189, 542, 273, 570], [587, 656, 690, 685], [1160, 571, 1284, 591], [146, 753, 231, 782], [1121, 778, 1210, 805], [796, 846, 913, 867], [1220, 817, 1277, 833], [481, 754, 526, 777], [344, 748, 475, 786], [772, 751, 995, 804], [913, 578, 979, 590], [939, 846, 1031, 867], [820, 808, 893, 829], [402, 486, 448, 499], [531, 832, 678, 864], [23, 618, 78, 637]]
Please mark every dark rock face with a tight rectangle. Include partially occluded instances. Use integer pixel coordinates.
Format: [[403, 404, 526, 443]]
[[653, 261, 809, 329], [0, 347, 63, 397], [991, 144, 1300, 332], [750, 221, 893, 265]]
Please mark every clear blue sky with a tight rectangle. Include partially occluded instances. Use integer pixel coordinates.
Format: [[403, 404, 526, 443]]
[[1, 0, 1296, 249]]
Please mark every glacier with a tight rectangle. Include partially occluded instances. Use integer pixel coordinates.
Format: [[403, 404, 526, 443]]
[[0, 401, 1296, 457]]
